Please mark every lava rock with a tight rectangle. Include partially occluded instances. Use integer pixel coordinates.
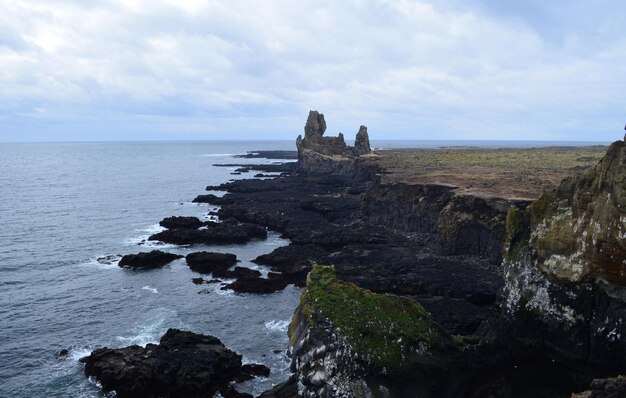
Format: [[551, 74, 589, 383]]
[[81, 329, 244, 398], [213, 266, 261, 279], [193, 194, 235, 205], [149, 220, 267, 245], [258, 375, 300, 398], [186, 252, 237, 274], [241, 363, 271, 377], [159, 216, 203, 229], [118, 251, 183, 269]]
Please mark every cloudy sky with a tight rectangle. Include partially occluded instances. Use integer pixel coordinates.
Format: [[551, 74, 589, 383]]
[[0, 0, 624, 142]]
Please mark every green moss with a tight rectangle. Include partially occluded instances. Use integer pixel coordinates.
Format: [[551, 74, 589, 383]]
[[299, 264, 454, 371], [504, 206, 529, 260]]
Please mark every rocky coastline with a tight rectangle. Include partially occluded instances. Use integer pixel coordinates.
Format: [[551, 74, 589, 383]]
[[81, 111, 625, 397]]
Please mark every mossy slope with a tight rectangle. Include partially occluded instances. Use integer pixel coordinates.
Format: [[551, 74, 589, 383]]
[[290, 264, 455, 372]]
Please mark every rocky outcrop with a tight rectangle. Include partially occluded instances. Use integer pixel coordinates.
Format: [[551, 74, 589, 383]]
[[502, 139, 626, 370], [159, 216, 204, 229], [288, 264, 456, 397], [295, 111, 373, 177], [81, 328, 263, 398], [193, 194, 235, 205], [149, 219, 267, 245], [118, 250, 183, 269], [573, 375, 626, 398], [185, 251, 237, 274], [353, 125, 371, 156]]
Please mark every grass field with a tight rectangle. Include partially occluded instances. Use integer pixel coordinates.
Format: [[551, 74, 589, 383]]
[[367, 146, 608, 200]]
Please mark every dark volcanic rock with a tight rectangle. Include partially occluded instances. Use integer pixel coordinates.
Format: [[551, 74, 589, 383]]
[[81, 328, 244, 398], [501, 139, 626, 370], [241, 363, 270, 377], [258, 375, 300, 398], [234, 150, 298, 160], [354, 125, 372, 155], [573, 375, 626, 398], [149, 219, 267, 245], [193, 194, 235, 205], [186, 252, 237, 274], [118, 251, 182, 269], [213, 266, 261, 279], [253, 244, 327, 271], [159, 216, 203, 229]]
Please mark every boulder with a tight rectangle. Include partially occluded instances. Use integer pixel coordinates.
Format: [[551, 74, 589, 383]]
[[81, 329, 247, 398], [186, 252, 237, 274], [118, 251, 182, 269]]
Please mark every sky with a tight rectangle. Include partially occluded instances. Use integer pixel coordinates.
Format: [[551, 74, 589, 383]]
[[0, 0, 624, 142]]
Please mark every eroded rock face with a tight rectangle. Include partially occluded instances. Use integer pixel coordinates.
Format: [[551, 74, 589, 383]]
[[288, 264, 456, 397], [502, 139, 626, 369], [354, 125, 371, 156]]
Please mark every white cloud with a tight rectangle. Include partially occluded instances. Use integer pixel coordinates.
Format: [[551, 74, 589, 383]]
[[0, 0, 624, 141]]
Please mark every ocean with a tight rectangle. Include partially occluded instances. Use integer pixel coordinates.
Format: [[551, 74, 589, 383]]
[[0, 139, 610, 397]]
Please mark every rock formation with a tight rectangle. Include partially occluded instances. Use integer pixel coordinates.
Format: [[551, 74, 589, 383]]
[[118, 250, 183, 269], [81, 328, 264, 398], [354, 126, 371, 156], [296, 111, 372, 175], [502, 138, 626, 369]]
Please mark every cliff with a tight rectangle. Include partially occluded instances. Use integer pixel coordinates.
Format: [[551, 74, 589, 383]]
[[502, 139, 626, 369], [288, 264, 457, 397]]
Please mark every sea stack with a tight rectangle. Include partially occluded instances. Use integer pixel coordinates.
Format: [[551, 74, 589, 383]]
[[295, 110, 374, 176]]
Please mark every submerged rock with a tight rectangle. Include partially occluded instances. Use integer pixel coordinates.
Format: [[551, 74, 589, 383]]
[[81, 328, 252, 398], [288, 264, 456, 397], [118, 250, 182, 269]]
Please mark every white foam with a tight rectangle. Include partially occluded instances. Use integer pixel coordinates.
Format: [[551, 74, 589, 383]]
[[79, 255, 121, 270], [201, 153, 241, 157], [69, 347, 92, 363], [264, 319, 290, 333], [125, 223, 177, 248], [142, 286, 158, 294], [115, 323, 164, 347]]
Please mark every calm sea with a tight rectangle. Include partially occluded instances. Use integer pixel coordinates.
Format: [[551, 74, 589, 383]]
[[0, 139, 609, 397]]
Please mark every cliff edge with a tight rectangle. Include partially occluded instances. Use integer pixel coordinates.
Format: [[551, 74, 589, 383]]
[[502, 138, 626, 369]]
